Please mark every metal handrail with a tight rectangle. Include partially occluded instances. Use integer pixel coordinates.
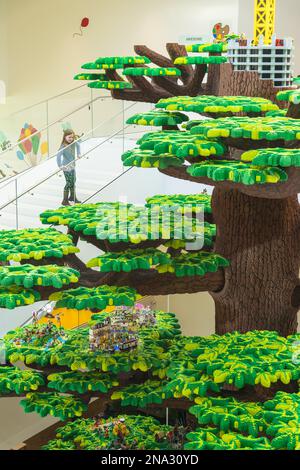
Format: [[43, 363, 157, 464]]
[[0, 93, 112, 159], [1, 83, 89, 119], [0, 122, 134, 211], [0, 99, 137, 191]]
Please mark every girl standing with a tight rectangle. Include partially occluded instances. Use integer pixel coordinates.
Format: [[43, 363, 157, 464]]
[[57, 129, 81, 205]]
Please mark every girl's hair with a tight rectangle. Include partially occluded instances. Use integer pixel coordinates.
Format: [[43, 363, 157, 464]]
[[61, 129, 79, 147]]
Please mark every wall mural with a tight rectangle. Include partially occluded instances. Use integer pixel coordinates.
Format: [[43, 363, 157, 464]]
[[16, 123, 48, 167], [73, 17, 90, 38]]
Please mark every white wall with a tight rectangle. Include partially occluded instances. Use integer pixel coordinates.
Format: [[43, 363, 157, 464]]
[[1, 0, 239, 115], [238, 0, 300, 75], [0, 0, 8, 101]]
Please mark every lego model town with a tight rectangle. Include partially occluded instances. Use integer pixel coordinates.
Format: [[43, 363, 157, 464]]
[[3, 0, 300, 452]]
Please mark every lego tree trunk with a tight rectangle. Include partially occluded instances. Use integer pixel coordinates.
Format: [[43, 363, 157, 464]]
[[211, 188, 300, 336]]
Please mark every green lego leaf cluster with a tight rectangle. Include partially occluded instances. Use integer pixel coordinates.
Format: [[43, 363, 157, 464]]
[[40, 202, 124, 227], [44, 202, 211, 246], [48, 371, 119, 394], [156, 95, 278, 114], [167, 331, 300, 394], [191, 116, 300, 141], [186, 391, 300, 450], [20, 392, 87, 420], [241, 148, 300, 167], [82, 56, 150, 70], [145, 194, 212, 214], [0, 228, 79, 262], [277, 89, 300, 105], [123, 67, 181, 77], [188, 160, 287, 185], [88, 81, 132, 90], [74, 73, 107, 81], [0, 265, 79, 289], [95, 56, 151, 66], [4, 311, 179, 373], [50, 285, 139, 310], [0, 366, 45, 395], [43, 415, 180, 450], [87, 248, 170, 272], [157, 252, 228, 277], [111, 380, 172, 408], [137, 130, 226, 158], [186, 43, 228, 53], [122, 148, 183, 169], [0, 286, 41, 309], [265, 109, 288, 118], [126, 111, 188, 127], [174, 56, 227, 65]]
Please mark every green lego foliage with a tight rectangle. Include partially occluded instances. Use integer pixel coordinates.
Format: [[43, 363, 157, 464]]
[[265, 109, 288, 118], [0, 265, 79, 289], [137, 130, 226, 158], [0, 286, 41, 309], [40, 203, 124, 226], [95, 56, 151, 66], [157, 252, 229, 277], [82, 56, 151, 70], [74, 73, 107, 81], [43, 415, 183, 450], [88, 81, 132, 90], [186, 43, 228, 53], [186, 391, 300, 450], [145, 194, 212, 214], [111, 380, 172, 408], [156, 95, 279, 114], [126, 111, 189, 127], [191, 116, 300, 141], [41, 202, 208, 245], [4, 311, 180, 372], [167, 331, 300, 395], [122, 148, 184, 169], [0, 366, 45, 395], [123, 67, 181, 77], [0, 228, 79, 262], [87, 248, 170, 272], [20, 392, 87, 420], [174, 56, 227, 65], [277, 89, 300, 105], [187, 160, 288, 185], [50, 285, 140, 310], [242, 148, 300, 167], [48, 371, 119, 394]]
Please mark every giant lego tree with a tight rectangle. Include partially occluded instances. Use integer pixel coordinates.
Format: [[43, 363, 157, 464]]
[[1, 68, 300, 451], [74, 41, 289, 104]]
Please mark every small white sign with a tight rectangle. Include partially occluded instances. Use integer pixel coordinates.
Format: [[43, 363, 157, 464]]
[[179, 35, 211, 45]]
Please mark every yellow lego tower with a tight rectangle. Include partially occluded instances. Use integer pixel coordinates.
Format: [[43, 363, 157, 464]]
[[254, 0, 276, 45]]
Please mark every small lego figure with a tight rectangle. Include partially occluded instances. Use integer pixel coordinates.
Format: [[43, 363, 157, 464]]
[[32, 311, 39, 325]]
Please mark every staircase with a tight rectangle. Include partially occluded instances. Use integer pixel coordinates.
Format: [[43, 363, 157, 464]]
[[0, 136, 137, 230]]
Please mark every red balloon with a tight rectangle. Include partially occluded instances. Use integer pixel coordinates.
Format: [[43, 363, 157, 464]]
[[81, 17, 89, 28]]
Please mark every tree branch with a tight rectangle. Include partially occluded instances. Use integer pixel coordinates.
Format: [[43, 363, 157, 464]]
[[78, 268, 224, 295], [159, 165, 300, 200]]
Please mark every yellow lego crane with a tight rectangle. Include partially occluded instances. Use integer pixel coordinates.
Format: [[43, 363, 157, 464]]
[[254, 0, 276, 45]]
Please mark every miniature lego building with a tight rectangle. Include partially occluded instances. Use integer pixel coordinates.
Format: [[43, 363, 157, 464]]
[[89, 305, 156, 353], [227, 35, 294, 87]]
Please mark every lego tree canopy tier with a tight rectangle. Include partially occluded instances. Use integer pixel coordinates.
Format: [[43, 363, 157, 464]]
[[156, 95, 279, 115], [88, 81, 133, 90], [174, 56, 227, 65], [123, 67, 182, 77]]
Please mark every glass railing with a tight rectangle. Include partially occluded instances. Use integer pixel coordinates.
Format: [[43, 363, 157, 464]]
[[0, 95, 154, 211], [0, 98, 155, 230]]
